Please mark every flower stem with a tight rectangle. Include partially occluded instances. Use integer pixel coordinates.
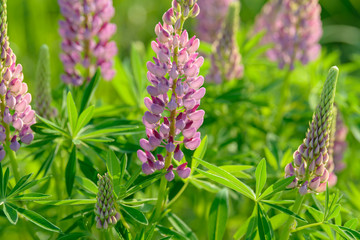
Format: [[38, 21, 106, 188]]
[[5, 143, 19, 182], [279, 193, 306, 240], [167, 180, 189, 208], [274, 68, 292, 129], [153, 176, 167, 222]]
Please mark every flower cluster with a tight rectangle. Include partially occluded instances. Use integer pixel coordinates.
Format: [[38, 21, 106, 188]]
[[0, 1, 35, 161], [254, 0, 322, 70], [196, 0, 232, 43], [58, 0, 118, 85], [137, 0, 204, 181], [207, 1, 244, 83], [94, 173, 120, 229], [285, 67, 338, 195], [35, 45, 56, 119]]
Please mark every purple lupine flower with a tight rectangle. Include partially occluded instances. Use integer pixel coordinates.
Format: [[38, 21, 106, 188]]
[[207, 1, 244, 83], [254, 0, 322, 70], [0, 2, 35, 161], [58, 0, 118, 86], [137, 0, 204, 181], [196, 0, 233, 43], [94, 173, 120, 229], [285, 67, 338, 195]]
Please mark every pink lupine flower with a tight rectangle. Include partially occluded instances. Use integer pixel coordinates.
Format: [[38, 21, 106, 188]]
[[138, 0, 204, 181], [285, 67, 338, 195], [254, 0, 322, 70], [196, 0, 233, 43], [58, 0, 118, 85], [207, 1, 244, 83], [0, 2, 36, 161]]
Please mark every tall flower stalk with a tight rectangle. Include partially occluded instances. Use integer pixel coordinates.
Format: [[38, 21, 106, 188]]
[[137, 0, 203, 221], [281, 66, 339, 240], [207, 1, 244, 83], [196, 0, 232, 44], [0, 0, 36, 181], [35, 45, 55, 119], [285, 66, 339, 195], [58, 0, 118, 86], [254, 0, 322, 125]]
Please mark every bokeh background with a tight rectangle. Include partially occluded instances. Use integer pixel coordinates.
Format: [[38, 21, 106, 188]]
[[3, 0, 360, 239]]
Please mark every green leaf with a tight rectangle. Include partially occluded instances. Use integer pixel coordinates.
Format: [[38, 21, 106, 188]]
[[119, 154, 127, 183], [0, 163, 3, 198], [80, 69, 100, 113], [261, 201, 307, 222], [120, 204, 148, 225], [258, 176, 295, 200], [34, 199, 96, 205], [192, 135, 208, 170], [65, 146, 77, 196], [167, 212, 198, 240], [75, 176, 98, 195], [12, 193, 51, 201], [58, 232, 91, 240], [78, 126, 139, 139], [190, 178, 220, 193], [264, 147, 278, 170], [156, 225, 188, 240], [10, 204, 61, 232], [208, 189, 229, 240], [326, 204, 341, 221], [74, 105, 94, 136], [36, 114, 69, 136], [67, 92, 78, 135], [255, 158, 267, 198], [244, 214, 257, 240], [326, 223, 352, 240], [107, 151, 121, 180], [195, 158, 256, 200], [344, 218, 359, 229], [324, 183, 329, 221], [7, 173, 33, 198], [3, 203, 18, 224], [257, 204, 274, 240], [124, 172, 164, 198]]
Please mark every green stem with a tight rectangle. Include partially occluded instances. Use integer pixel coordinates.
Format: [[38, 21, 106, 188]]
[[279, 193, 306, 240], [5, 143, 19, 182], [166, 181, 189, 208], [153, 176, 167, 221], [274, 68, 292, 129], [291, 222, 323, 233]]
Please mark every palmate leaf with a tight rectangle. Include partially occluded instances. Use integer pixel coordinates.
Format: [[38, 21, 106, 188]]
[[208, 188, 229, 240], [36, 114, 69, 136], [195, 158, 255, 200], [156, 225, 188, 240], [7, 173, 33, 198], [255, 158, 267, 198], [123, 172, 164, 198]]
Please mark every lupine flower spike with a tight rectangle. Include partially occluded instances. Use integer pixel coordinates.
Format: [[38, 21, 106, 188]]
[[94, 173, 120, 229], [58, 0, 118, 85], [35, 45, 55, 119], [285, 66, 339, 195], [137, 0, 204, 181], [254, 0, 322, 70], [0, 0, 35, 161], [196, 0, 232, 43], [207, 1, 244, 83]]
